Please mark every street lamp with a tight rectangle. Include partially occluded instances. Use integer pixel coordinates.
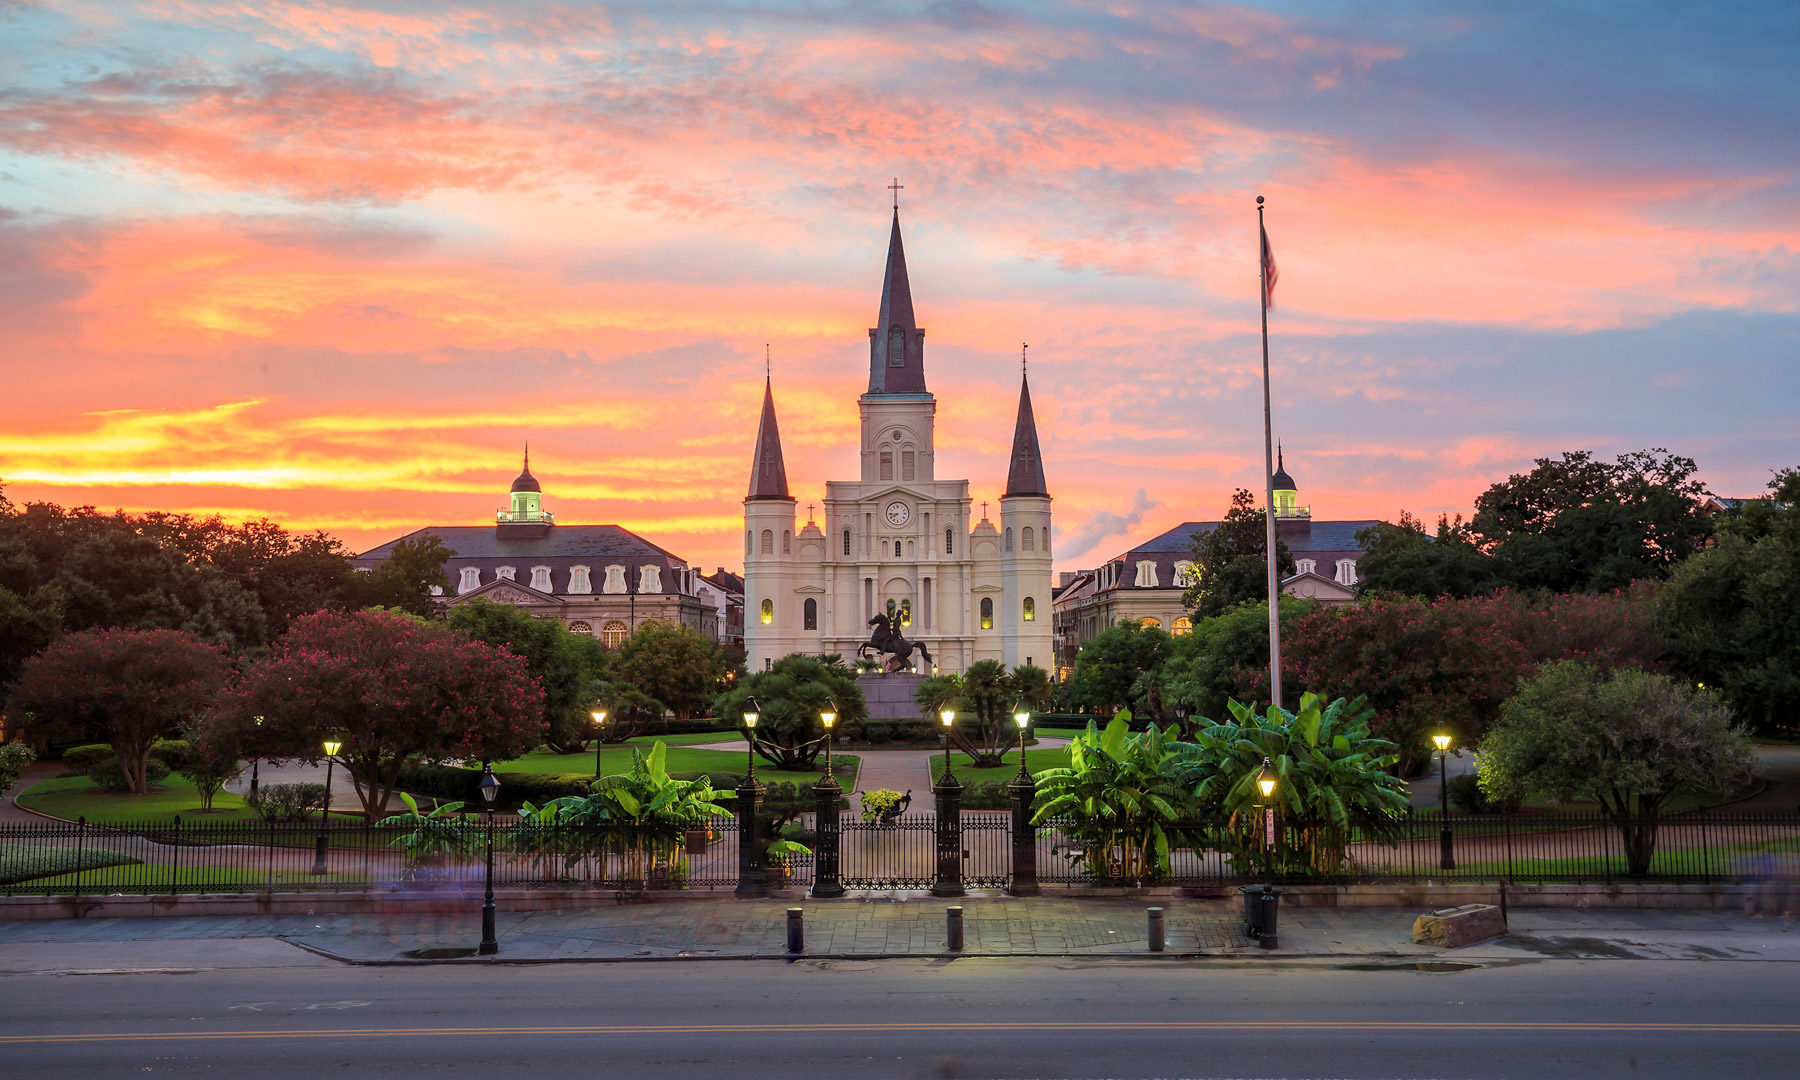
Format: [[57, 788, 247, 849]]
[[1011, 698, 1032, 781], [742, 697, 760, 782], [938, 708, 957, 784], [590, 708, 608, 780], [1432, 732, 1455, 870], [820, 698, 838, 779], [477, 764, 500, 956], [311, 731, 342, 874], [1255, 757, 1280, 950], [249, 715, 264, 802]]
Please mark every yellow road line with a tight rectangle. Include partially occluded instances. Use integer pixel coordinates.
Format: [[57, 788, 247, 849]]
[[5, 1020, 1799, 1045]]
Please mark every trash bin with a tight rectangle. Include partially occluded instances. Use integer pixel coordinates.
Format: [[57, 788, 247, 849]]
[[1240, 884, 1265, 935], [1258, 886, 1282, 949]]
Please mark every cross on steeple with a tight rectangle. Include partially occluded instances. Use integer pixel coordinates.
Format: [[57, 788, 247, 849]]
[[765, 342, 770, 378], [888, 177, 904, 211], [981, 500, 989, 520], [806, 502, 816, 523], [1022, 342, 1028, 375]]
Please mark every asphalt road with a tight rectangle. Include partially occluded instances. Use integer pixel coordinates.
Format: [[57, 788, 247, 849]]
[[2, 952, 1797, 1078]]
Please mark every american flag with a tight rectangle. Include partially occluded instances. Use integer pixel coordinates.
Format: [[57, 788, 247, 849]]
[[1261, 223, 1279, 309]]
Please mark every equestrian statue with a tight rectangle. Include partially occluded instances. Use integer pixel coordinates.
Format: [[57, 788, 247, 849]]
[[858, 612, 934, 673]]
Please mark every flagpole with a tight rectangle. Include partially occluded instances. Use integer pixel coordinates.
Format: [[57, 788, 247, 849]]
[[1258, 194, 1283, 712]]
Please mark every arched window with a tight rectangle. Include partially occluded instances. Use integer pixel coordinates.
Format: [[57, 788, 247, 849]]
[[1174, 561, 1198, 587], [1140, 617, 1161, 629], [1022, 527, 1035, 551], [1336, 559, 1358, 585], [759, 599, 774, 625], [804, 598, 817, 630], [945, 528, 954, 554], [894, 540, 902, 557], [745, 531, 752, 555], [529, 566, 553, 592], [1022, 596, 1036, 622], [782, 530, 791, 554], [901, 449, 915, 481], [601, 621, 628, 649], [495, 566, 517, 581], [889, 327, 905, 366], [1004, 528, 1014, 552], [880, 450, 894, 481], [458, 567, 481, 593], [980, 597, 994, 630], [1173, 616, 1193, 636], [899, 599, 912, 627], [760, 529, 774, 555], [568, 621, 593, 635], [567, 565, 592, 594], [1295, 558, 1316, 575], [843, 529, 852, 555]]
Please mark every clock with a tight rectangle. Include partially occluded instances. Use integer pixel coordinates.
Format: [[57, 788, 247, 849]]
[[884, 500, 911, 526]]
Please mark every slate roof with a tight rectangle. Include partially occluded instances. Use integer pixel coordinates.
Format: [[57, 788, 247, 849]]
[[867, 210, 927, 394], [1085, 518, 1383, 593], [1003, 372, 1049, 498], [746, 376, 793, 501], [352, 524, 692, 598]]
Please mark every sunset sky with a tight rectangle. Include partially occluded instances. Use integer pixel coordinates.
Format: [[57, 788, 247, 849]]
[[2, 1, 1795, 574]]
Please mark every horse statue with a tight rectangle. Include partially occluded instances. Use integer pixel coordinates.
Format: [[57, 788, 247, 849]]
[[858, 611, 934, 673]]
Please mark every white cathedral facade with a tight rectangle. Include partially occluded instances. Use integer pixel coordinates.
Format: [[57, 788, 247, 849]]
[[742, 210, 1054, 675]]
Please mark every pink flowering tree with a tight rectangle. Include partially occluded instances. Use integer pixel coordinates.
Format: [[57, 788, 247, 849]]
[[221, 609, 545, 819], [8, 628, 231, 795]]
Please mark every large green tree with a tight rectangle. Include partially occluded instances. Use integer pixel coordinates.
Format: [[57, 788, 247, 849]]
[[1470, 448, 1711, 593], [1658, 468, 1800, 734], [1158, 596, 1314, 732], [8, 628, 232, 794], [337, 535, 454, 618], [1066, 620, 1174, 715], [710, 654, 864, 771], [615, 620, 726, 720], [1477, 661, 1753, 876], [1353, 512, 1504, 599], [447, 598, 609, 753], [1182, 488, 1295, 620], [912, 660, 1053, 768]]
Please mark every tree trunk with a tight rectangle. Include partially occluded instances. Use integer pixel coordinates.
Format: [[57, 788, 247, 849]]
[[1616, 809, 1660, 878]]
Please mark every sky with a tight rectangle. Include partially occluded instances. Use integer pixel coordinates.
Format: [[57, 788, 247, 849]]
[[1, 1, 1796, 575]]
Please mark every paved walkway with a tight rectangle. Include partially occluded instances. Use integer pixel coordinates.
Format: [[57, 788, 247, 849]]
[[1, 898, 1797, 968]]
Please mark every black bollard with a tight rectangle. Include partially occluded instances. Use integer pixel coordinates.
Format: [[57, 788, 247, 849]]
[[786, 907, 804, 954], [946, 906, 964, 952], [1147, 906, 1165, 952]]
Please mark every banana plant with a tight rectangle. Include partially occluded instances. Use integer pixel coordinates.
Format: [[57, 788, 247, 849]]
[[1029, 712, 1203, 882], [376, 792, 482, 871], [1187, 692, 1409, 874]]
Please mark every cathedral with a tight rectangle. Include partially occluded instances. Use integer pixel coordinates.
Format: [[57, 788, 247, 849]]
[[742, 210, 1054, 674]]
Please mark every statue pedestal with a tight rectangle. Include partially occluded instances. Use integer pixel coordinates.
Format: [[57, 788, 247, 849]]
[[856, 671, 929, 720]]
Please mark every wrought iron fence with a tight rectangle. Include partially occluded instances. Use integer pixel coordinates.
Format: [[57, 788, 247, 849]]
[[3, 807, 1797, 896]]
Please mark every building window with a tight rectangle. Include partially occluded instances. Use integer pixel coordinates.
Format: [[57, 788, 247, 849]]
[[602, 621, 628, 649], [980, 597, 994, 630], [1295, 558, 1316, 575], [760, 599, 774, 625], [1336, 559, 1357, 585], [894, 540, 902, 558], [1022, 526, 1035, 552], [782, 530, 791, 554], [495, 565, 517, 582], [529, 566, 553, 592], [603, 565, 628, 594], [458, 567, 481, 593], [804, 598, 817, 630], [889, 327, 905, 366], [899, 599, 911, 627], [1005, 528, 1014, 552], [760, 529, 774, 555], [568, 565, 592, 594], [843, 529, 852, 555], [901, 450, 915, 481], [1134, 560, 1160, 588], [569, 621, 593, 635], [880, 450, 894, 481], [945, 528, 953, 554], [638, 565, 662, 593], [1022, 596, 1035, 622], [1174, 560, 1198, 587], [1140, 617, 1161, 629], [1173, 616, 1193, 636], [745, 530, 752, 555]]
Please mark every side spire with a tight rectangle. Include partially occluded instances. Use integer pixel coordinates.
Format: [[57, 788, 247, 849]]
[[868, 207, 926, 394], [1003, 368, 1048, 498], [746, 375, 793, 501]]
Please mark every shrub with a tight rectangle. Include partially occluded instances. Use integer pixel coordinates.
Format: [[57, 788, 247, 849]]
[[0, 742, 37, 793], [961, 780, 1015, 810], [148, 739, 192, 771], [250, 782, 328, 822], [842, 718, 940, 745], [88, 755, 170, 792], [1446, 771, 1521, 814], [0, 842, 141, 886], [859, 788, 908, 822], [60, 744, 113, 775]]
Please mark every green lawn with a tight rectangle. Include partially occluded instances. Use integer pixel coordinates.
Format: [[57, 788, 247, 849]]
[[494, 746, 857, 789], [10, 865, 364, 892], [0, 842, 141, 885], [16, 775, 266, 826], [945, 745, 1071, 776]]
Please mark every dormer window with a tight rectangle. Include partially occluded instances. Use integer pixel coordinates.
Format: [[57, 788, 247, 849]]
[[495, 566, 517, 582], [458, 567, 481, 593], [529, 566, 553, 592], [889, 328, 905, 366]]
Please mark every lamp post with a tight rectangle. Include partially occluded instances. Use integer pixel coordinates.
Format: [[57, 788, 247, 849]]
[[1433, 732, 1455, 870], [311, 731, 342, 874], [742, 697, 760, 782], [249, 715, 263, 802], [590, 708, 608, 780], [938, 708, 957, 784], [1007, 698, 1037, 896], [820, 698, 838, 779], [477, 764, 500, 956], [1255, 756, 1280, 950], [1011, 699, 1031, 780]]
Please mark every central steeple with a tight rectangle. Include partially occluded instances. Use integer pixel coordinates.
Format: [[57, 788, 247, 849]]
[[868, 210, 927, 394]]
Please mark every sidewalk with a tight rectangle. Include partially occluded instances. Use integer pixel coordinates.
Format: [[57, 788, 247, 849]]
[[3, 896, 1798, 969]]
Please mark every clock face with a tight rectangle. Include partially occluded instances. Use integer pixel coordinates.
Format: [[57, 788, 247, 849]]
[[884, 500, 911, 526]]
